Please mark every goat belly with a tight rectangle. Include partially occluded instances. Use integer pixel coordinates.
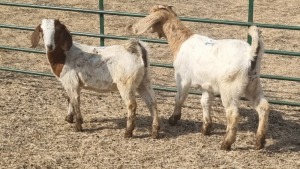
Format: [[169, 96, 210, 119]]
[[78, 68, 114, 90]]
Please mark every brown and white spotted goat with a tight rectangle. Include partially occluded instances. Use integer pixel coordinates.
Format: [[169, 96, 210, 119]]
[[31, 19, 160, 138]]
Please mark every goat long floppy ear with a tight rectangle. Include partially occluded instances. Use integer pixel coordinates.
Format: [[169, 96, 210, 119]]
[[131, 12, 165, 35], [60, 25, 73, 51], [31, 24, 41, 48]]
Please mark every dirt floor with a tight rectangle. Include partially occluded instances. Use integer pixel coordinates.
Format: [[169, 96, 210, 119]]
[[0, 0, 300, 168]]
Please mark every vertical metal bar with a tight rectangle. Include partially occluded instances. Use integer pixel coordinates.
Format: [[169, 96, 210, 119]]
[[247, 0, 254, 44], [99, 0, 104, 46]]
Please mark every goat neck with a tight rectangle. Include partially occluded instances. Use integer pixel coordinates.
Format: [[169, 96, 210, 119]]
[[162, 16, 193, 58], [47, 46, 66, 77]]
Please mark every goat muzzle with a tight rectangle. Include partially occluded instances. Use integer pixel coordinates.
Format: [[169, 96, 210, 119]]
[[46, 44, 53, 52]]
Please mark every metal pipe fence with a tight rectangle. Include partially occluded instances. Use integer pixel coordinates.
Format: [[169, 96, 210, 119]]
[[0, 0, 299, 106]]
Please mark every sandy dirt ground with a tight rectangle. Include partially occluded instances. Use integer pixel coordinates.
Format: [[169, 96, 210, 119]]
[[0, 0, 300, 168]]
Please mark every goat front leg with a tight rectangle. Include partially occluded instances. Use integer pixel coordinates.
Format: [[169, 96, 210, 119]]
[[168, 75, 191, 126], [137, 81, 160, 139], [118, 83, 137, 138], [65, 96, 74, 123], [67, 91, 83, 132], [245, 80, 270, 149], [200, 91, 214, 135], [64, 80, 83, 131]]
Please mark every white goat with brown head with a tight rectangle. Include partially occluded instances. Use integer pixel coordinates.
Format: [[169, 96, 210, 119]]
[[128, 5, 270, 150], [31, 19, 160, 138]]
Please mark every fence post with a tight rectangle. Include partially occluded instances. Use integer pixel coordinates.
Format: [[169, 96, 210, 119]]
[[247, 0, 254, 44], [99, 0, 104, 46]]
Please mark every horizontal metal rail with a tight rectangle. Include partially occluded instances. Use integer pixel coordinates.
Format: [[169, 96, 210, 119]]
[[1, 45, 300, 82], [1, 2, 300, 31], [1, 24, 300, 57], [0, 45, 45, 54], [0, 66, 299, 107], [0, 24, 166, 44]]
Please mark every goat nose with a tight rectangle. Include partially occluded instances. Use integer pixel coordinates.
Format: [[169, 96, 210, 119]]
[[46, 44, 53, 51]]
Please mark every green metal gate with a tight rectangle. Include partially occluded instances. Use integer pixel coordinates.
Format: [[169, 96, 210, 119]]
[[0, 0, 299, 106]]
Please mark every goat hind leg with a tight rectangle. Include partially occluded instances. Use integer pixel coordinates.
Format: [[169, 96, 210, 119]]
[[220, 92, 240, 150], [118, 84, 137, 138], [246, 80, 270, 149], [137, 83, 160, 139], [254, 97, 269, 149], [220, 105, 239, 150], [200, 91, 214, 135]]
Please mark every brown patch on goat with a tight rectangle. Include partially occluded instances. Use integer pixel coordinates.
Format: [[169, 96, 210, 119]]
[[47, 48, 66, 77], [138, 42, 148, 67], [31, 24, 42, 48], [162, 18, 193, 57], [47, 20, 73, 77], [54, 20, 73, 51], [131, 5, 193, 59]]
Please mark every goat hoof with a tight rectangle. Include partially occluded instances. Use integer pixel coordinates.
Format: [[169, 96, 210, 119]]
[[65, 115, 74, 123], [255, 136, 266, 150], [151, 131, 159, 139], [124, 130, 133, 138], [220, 142, 231, 151], [74, 118, 83, 132], [74, 123, 83, 132], [151, 126, 160, 139], [201, 127, 211, 136], [201, 123, 212, 135], [168, 115, 181, 126]]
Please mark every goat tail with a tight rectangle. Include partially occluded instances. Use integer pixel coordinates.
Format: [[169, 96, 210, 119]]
[[248, 26, 264, 71], [124, 38, 149, 68]]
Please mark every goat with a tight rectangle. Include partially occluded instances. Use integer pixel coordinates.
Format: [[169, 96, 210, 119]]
[[30, 19, 159, 139], [128, 5, 270, 150]]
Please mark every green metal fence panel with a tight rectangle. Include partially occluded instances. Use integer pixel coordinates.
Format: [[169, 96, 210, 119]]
[[99, 0, 105, 46], [1, 24, 300, 57], [1, 2, 300, 30], [1, 66, 300, 107], [1, 45, 300, 83], [0, 0, 299, 106]]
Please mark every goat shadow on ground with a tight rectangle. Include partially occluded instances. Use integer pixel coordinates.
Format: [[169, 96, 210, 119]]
[[82, 113, 226, 139], [239, 108, 300, 152], [83, 107, 300, 152]]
